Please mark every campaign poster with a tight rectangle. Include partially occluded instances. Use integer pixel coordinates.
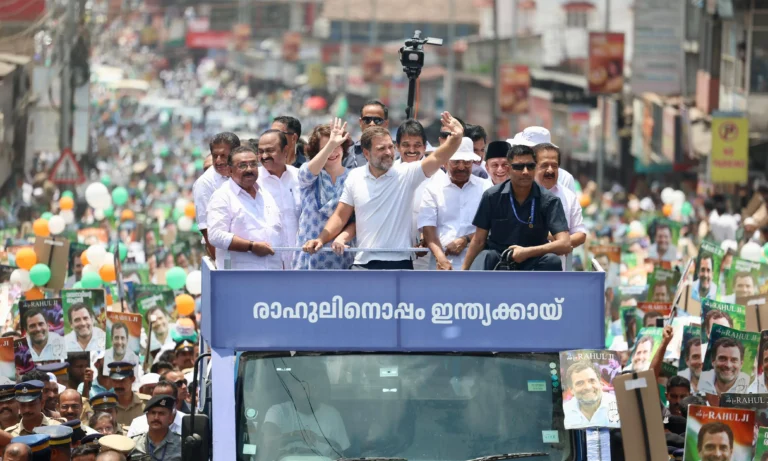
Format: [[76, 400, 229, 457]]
[[620, 305, 639, 348], [701, 299, 746, 344], [719, 393, 768, 430], [0, 338, 15, 384], [18, 298, 66, 362], [683, 405, 754, 461], [756, 427, 768, 461], [134, 284, 175, 327], [755, 330, 768, 393], [559, 349, 621, 429], [13, 338, 33, 375], [664, 315, 700, 362], [692, 240, 725, 302], [701, 324, 759, 395], [587, 32, 624, 94], [646, 267, 680, 303], [679, 325, 703, 375], [104, 311, 142, 368], [627, 327, 663, 372], [725, 258, 762, 303], [648, 218, 681, 262], [62, 289, 107, 353], [590, 244, 621, 289], [636, 302, 672, 329]]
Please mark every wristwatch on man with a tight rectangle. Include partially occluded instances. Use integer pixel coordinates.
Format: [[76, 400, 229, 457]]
[[463, 235, 471, 245], [248, 241, 254, 252]]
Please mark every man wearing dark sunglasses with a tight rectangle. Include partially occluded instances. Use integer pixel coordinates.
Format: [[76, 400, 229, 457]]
[[462, 144, 571, 271], [344, 100, 389, 169]]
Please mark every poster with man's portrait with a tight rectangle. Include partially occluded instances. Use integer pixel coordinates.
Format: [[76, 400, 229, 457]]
[[590, 244, 621, 290], [699, 324, 758, 395], [647, 218, 681, 262], [0, 338, 15, 384], [103, 312, 143, 375], [679, 325, 703, 379], [627, 327, 662, 372], [701, 299, 745, 344], [719, 394, 768, 431], [724, 258, 762, 303], [62, 289, 107, 353], [646, 267, 680, 303], [755, 427, 768, 461], [18, 298, 66, 362], [684, 405, 754, 461], [559, 349, 621, 430], [691, 240, 725, 303]]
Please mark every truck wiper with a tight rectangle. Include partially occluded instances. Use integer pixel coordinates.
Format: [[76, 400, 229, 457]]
[[338, 458, 407, 461], [466, 452, 549, 461]]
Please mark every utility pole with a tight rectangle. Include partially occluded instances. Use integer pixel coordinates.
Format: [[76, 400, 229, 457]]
[[596, 0, 611, 199], [445, 0, 456, 113], [59, 0, 76, 151], [491, 0, 500, 140], [369, 0, 378, 46]]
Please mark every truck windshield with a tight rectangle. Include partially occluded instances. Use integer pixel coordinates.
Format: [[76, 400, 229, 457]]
[[236, 353, 571, 461]]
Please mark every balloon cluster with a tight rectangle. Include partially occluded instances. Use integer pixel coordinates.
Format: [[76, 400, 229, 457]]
[[73, 244, 118, 289], [660, 188, 693, 219], [9, 248, 50, 293], [168, 267, 202, 316], [172, 198, 197, 232]]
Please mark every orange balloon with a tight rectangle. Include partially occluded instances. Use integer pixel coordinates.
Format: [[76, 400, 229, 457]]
[[25, 287, 44, 301], [15, 248, 37, 270], [662, 203, 673, 217], [99, 263, 116, 283], [175, 294, 195, 316], [59, 196, 74, 210], [184, 203, 196, 219], [33, 218, 50, 237], [120, 209, 135, 221], [106, 294, 114, 306], [579, 194, 591, 208], [81, 252, 89, 266]]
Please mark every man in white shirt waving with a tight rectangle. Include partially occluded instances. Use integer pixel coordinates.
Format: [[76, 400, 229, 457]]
[[419, 137, 490, 270], [206, 145, 283, 270], [192, 132, 240, 260], [305, 112, 464, 269], [533, 143, 586, 270], [257, 129, 301, 269]]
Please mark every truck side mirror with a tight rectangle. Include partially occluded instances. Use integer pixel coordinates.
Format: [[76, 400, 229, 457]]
[[182, 414, 211, 461]]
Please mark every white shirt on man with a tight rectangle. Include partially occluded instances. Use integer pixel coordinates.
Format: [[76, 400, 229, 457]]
[[28, 333, 66, 362], [340, 161, 430, 265], [562, 392, 619, 429], [549, 184, 586, 270], [192, 167, 228, 230], [417, 173, 489, 270], [558, 168, 576, 193], [64, 327, 106, 352], [698, 369, 751, 395], [206, 178, 284, 270], [264, 402, 350, 451], [257, 165, 301, 268]]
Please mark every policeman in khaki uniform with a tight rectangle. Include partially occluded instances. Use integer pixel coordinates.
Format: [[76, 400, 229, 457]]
[[0, 383, 20, 430], [99, 433, 136, 457], [33, 425, 73, 461], [130, 395, 182, 461], [108, 361, 150, 427], [6, 380, 62, 436], [89, 392, 128, 435]]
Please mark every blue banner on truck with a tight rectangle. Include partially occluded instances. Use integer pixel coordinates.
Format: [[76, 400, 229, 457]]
[[201, 262, 605, 352]]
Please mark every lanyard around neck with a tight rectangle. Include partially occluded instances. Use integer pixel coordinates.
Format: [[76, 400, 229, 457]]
[[509, 195, 535, 228]]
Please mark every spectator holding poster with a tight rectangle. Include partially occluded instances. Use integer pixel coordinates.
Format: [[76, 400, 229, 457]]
[[699, 324, 757, 395], [559, 350, 620, 429]]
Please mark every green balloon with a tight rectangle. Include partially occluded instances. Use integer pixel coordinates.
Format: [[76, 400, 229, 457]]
[[194, 159, 204, 170], [160, 147, 170, 158], [41, 212, 53, 220], [763, 243, 768, 257], [192, 222, 199, 233], [192, 147, 202, 158], [104, 206, 114, 218], [166, 266, 187, 290], [574, 181, 582, 193], [172, 208, 183, 221], [73, 281, 83, 289], [101, 175, 111, 186], [112, 187, 129, 206], [29, 264, 51, 287], [62, 191, 74, 199], [113, 242, 128, 262], [681, 201, 693, 217], [81, 272, 102, 289]]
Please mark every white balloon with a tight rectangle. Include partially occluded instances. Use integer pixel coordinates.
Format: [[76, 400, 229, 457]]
[[86, 245, 107, 267], [94, 208, 105, 221], [185, 270, 202, 295], [48, 215, 66, 235], [82, 264, 98, 274], [721, 240, 738, 253], [174, 198, 189, 211], [85, 182, 112, 210], [10, 269, 33, 291], [741, 242, 763, 262], [103, 252, 115, 265], [660, 187, 675, 205], [177, 216, 193, 232], [673, 190, 686, 205], [60, 209, 75, 224]]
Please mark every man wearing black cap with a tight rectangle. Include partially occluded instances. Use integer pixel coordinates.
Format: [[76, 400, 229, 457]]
[[129, 395, 181, 461], [483, 141, 511, 186], [6, 381, 62, 437], [0, 384, 20, 429], [107, 363, 149, 428], [172, 341, 195, 371], [462, 144, 571, 271]]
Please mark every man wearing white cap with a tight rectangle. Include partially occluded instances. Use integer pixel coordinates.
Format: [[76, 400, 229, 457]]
[[418, 138, 491, 270], [508, 127, 576, 193]]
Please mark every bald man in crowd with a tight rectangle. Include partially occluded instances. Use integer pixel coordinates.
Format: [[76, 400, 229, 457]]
[[2, 442, 31, 461]]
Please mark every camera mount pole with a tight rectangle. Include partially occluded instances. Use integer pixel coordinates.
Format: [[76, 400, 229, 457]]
[[405, 70, 420, 120]]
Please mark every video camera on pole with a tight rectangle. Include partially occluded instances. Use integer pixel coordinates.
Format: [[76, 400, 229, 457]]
[[399, 30, 443, 119]]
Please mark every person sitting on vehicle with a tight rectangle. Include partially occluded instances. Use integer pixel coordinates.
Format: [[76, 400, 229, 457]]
[[260, 363, 349, 460]]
